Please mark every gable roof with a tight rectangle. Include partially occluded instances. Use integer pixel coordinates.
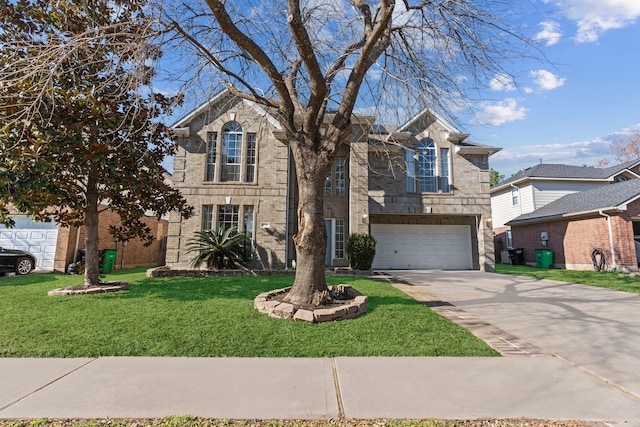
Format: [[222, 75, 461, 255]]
[[492, 160, 640, 192], [507, 178, 640, 226], [171, 89, 281, 131]]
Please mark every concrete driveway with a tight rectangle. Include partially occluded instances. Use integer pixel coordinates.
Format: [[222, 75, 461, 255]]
[[383, 269, 640, 399]]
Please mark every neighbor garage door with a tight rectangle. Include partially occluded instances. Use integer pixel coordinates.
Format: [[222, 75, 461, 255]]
[[0, 216, 58, 271], [371, 224, 472, 270]]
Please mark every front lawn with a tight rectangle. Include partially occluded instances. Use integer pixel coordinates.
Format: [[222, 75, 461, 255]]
[[0, 269, 497, 357], [496, 264, 640, 294]]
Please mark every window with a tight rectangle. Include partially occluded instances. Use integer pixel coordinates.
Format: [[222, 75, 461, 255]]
[[243, 205, 254, 240], [439, 148, 450, 192], [406, 139, 451, 193], [511, 187, 519, 206], [506, 230, 513, 248], [335, 158, 346, 195], [202, 205, 214, 231], [325, 157, 347, 196], [245, 133, 256, 183], [417, 139, 437, 192], [335, 218, 345, 259], [406, 149, 416, 193], [205, 132, 217, 181], [221, 122, 242, 182], [243, 205, 255, 258], [217, 205, 239, 231]]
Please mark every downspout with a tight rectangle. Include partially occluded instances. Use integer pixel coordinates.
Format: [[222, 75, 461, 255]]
[[599, 210, 617, 270]]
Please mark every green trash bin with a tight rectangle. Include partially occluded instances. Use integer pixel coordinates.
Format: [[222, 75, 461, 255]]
[[100, 249, 117, 274], [535, 249, 554, 269]]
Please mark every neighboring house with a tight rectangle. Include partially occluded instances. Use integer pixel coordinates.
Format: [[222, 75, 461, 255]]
[[490, 161, 640, 253], [166, 90, 499, 271], [0, 206, 168, 272], [506, 179, 640, 271]]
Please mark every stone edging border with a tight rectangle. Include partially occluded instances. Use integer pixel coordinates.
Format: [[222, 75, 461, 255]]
[[254, 285, 368, 323], [48, 282, 129, 296]]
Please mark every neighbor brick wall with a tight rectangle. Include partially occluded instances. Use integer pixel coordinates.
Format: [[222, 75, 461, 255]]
[[512, 199, 640, 270], [68, 207, 168, 271]]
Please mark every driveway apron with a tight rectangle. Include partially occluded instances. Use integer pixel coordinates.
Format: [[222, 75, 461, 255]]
[[383, 270, 640, 399]]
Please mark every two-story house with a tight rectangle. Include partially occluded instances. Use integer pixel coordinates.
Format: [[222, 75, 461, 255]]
[[490, 161, 640, 269], [165, 90, 500, 272], [491, 162, 640, 249]]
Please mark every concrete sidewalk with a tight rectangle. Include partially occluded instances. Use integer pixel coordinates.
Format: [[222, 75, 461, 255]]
[[2, 356, 640, 424]]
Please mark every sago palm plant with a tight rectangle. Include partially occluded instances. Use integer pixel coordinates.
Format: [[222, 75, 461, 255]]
[[187, 227, 249, 270]]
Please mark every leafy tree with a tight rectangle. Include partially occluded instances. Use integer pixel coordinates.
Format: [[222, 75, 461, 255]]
[[489, 169, 504, 186], [159, 0, 531, 307], [0, 0, 193, 286], [187, 227, 248, 270]]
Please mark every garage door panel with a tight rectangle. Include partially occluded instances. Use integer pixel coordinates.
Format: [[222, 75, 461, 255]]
[[371, 224, 472, 270], [0, 218, 59, 271]]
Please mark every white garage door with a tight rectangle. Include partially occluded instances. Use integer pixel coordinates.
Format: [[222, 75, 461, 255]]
[[0, 216, 59, 271], [371, 224, 472, 270]]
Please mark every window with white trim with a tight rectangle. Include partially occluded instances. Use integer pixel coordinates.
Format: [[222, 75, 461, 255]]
[[217, 205, 239, 231], [202, 205, 214, 231], [221, 122, 243, 182], [406, 139, 451, 193], [335, 218, 345, 259], [245, 133, 256, 183], [325, 157, 347, 196], [511, 187, 519, 206], [205, 132, 217, 181]]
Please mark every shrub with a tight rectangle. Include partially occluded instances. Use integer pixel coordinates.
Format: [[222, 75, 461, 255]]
[[187, 227, 248, 270], [346, 233, 377, 270]]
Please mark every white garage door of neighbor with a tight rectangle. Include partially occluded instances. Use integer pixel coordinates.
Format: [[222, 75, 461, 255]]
[[0, 217, 59, 271], [371, 224, 473, 270]]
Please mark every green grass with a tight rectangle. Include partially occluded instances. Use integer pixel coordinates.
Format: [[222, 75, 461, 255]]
[[0, 268, 497, 358], [496, 264, 640, 294]]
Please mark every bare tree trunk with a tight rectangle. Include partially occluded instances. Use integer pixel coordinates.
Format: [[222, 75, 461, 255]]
[[284, 142, 333, 307], [84, 174, 101, 287]]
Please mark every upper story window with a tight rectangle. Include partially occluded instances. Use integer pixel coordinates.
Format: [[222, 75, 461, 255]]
[[221, 122, 243, 182], [511, 187, 519, 206], [406, 139, 451, 193], [205, 132, 217, 182], [325, 157, 347, 196], [204, 122, 256, 184]]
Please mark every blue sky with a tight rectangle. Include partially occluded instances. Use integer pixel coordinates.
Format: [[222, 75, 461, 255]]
[[460, 0, 640, 177], [161, 1, 639, 178]]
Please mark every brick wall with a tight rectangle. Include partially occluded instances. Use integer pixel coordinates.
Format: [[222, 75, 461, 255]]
[[64, 208, 168, 271], [511, 199, 640, 270]]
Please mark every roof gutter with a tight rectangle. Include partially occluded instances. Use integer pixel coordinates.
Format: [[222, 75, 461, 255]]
[[599, 210, 617, 270]]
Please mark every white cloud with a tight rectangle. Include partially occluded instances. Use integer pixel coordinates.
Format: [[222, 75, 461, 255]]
[[551, 0, 640, 43], [535, 21, 563, 46], [530, 69, 566, 91], [472, 98, 528, 126], [489, 73, 516, 92], [490, 123, 640, 176]]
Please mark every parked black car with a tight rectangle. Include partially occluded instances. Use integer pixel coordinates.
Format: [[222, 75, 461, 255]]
[[0, 248, 36, 275]]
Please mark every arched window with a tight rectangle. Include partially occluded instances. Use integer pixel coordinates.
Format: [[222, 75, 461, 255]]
[[221, 122, 243, 182]]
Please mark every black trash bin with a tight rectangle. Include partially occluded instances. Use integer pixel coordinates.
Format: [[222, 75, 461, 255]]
[[507, 248, 525, 265]]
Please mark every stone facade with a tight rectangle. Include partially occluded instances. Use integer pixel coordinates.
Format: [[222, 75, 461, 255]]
[[166, 91, 499, 272]]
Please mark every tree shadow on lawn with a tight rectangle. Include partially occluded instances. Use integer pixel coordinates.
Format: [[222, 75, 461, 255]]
[[105, 275, 417, 317], [0, 272, 59, 287]]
